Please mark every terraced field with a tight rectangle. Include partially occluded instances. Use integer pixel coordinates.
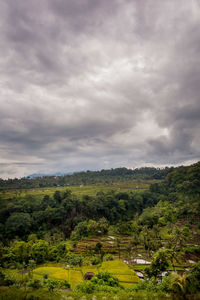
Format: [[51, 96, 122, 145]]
[[73, 235, 145, 258], [33, 260, 139, 289], [100, 260, 140, 287]]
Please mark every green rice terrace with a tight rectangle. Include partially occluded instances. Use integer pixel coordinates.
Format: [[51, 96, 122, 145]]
[[32, 260, 139, 289]]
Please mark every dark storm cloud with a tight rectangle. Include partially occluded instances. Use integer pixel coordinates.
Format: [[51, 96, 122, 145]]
[[0, 0, 200, 178], [147, 12, 200, 165]]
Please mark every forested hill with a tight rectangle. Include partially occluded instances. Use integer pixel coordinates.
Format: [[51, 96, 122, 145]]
[[0, 166, 176, 189], [150, 161, 200, 196], [0, 161, 199, 243]]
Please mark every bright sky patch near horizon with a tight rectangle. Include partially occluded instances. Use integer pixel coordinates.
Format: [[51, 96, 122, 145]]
[[0, 0, 200, 178]]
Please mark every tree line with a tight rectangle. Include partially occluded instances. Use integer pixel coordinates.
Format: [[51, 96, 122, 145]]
[[0, 166, 176, 189]]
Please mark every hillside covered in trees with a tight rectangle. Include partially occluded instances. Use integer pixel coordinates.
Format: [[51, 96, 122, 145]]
[[0, 161, 200, 299]]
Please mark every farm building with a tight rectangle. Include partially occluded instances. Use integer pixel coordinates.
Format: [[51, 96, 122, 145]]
[[84, 272, 95, 280]]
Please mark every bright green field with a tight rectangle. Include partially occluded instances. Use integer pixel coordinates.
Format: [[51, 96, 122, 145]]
[[100, 260, 140, 287], [32, 260, 139, 289]]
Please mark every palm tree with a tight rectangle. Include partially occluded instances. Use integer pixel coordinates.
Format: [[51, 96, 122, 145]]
[[170, 273, 187, 300]]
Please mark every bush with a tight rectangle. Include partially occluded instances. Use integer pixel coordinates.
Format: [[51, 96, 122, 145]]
[[91, 272, 121, 287], [184, 245, 200, 254], [27, 295, 40, 300], [64, 254, 83, 266], [127, 279, 158, 293], [94, 284, 122, 294], [0, 269, 15, 286], [3, 276, 16, 286], [45, 279, 60, 292], [104, 254, 114, 261], [60, 280, 70, 289], [90, 256, 101, 265], [158, 275, 173, 293], [75, 280, 122, 295], [43, 273, 49, 280], [27, 279, 42, 289], [186, 261, 200, 294], [0, 269, 5, 286], [75, 280, 95, 294]]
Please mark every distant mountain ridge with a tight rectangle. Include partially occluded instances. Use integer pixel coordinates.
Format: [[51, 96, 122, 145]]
[[28, 171, 73, 179]]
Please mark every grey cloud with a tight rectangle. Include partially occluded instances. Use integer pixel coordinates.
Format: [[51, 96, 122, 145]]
[[0, 0, 200, 178]]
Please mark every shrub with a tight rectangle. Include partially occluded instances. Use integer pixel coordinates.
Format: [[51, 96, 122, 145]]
[[45, 279, 60, 292], [94, 284, 122, 294], [158, 275, 173, 293], [75, 280, 95, 294], [27, 279, 42, 289], [27, 295, 40, 300], [60, 280, 71, 289], [43, 273, 49, 279], [0, 269, 5, 286], [75, 280, 122, 295], [104, 254, 114, 261], [91, 256, 101, 265], [0, 269, 16, 287], [186, 261, 200, 294], [91, 272, 121, 288], [127, 279, 158, 293], [184, 245, 200, 254], [64, 254, 83, 266]]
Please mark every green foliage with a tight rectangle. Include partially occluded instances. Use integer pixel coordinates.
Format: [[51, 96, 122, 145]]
[[43, 273, 49, 280], [169, 273, 188, 297], [45, 279, 60, 292], [75, 272, 122, 295], [87, 218, 109, 236], [91, 272, 120, 287], [59, 279, 70, 288], [186, 261, 200, 294], [145, 249, 170, 279], [184, 245, 200, 254], [138, 208, 159, 228], [11, 241, 30, 263], [5, 212, 32, 238], [0, 166, 171, 189], [1, 162, 200, 299], [71, 221, 88, 240], [27, 279, 42, 289], [31, 240, 49, 264], [0, 182, 159, 242], [48, 241, 69, 262], [0, 268, 15, 286], [104, 254, 114, 261], [0, 288, 61, 300], [75, 280, 95, 294], [64, 254, 83, 266], [90, 256, 101, 265]]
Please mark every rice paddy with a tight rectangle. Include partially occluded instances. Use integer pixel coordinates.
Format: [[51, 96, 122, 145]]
[[32, 260, 139, 289]]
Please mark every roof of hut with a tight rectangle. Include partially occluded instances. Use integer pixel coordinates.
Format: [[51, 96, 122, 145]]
[[84, 272, 95, 280]]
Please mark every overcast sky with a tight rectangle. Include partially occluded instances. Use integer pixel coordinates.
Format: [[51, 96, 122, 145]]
[[0, 0, 200, 178]]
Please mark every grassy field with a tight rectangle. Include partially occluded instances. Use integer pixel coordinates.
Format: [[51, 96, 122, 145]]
[[32, 260, 139, 289], [0, 180, 159, 201]]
